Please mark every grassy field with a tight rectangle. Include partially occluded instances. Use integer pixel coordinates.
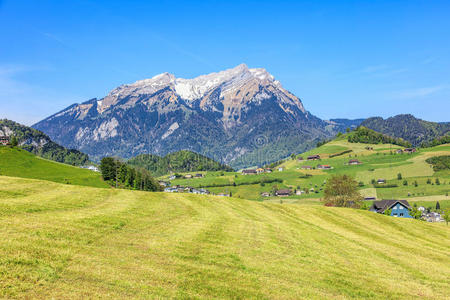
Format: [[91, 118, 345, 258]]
[[165, 140, 450, 201], [0, 146, 108, 188], [0, 175, 449, 299]]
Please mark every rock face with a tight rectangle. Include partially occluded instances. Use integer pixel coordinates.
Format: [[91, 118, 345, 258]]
[[33, 64, 337, 168]]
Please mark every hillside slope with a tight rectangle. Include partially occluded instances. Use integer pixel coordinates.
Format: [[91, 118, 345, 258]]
[[0, 119, 89, 166], [0, 176, 448, 298], [128, 150, 234, 176], [361, 114, 450, 146], [0, 147, 107, 188]]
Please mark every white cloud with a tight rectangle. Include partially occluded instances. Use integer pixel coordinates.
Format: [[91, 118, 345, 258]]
[[391, 85, 448, 99]]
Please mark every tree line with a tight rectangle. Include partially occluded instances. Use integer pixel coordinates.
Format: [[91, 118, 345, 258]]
[[348, 127, 412, 148], [100, 157, 162, 192]]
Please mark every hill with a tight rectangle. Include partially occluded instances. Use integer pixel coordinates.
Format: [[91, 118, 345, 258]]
[[0, 175, 448, 298], [0, 147, 108, 188], [347, 126, 412, 147], [166, 133, 450, 203], [33, 64, 345, 169], [361, 114, 450, 146], [0, 119, 89, 166], [127, 150, 234, 176]]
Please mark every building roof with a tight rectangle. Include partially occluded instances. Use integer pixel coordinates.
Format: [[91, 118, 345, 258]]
[[242, 169, 257, 174], [371, 200, 411, 213], [276, 189, 291, 195]]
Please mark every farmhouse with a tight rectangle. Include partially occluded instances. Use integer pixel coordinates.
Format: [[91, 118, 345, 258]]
[[264, 168, 272, 173], [261, 192, 270, 197], [242, 169, 257, 175], [370, 200, 412, 218], [169, 175, 176, 180], [307, 155, 320, 160], [278, 167, 284, 172], [275, 189, 291, 197], [297, 156, 304, 161], [396, 149, 403, 154], [0, 136, 9, 145], [377, 179, 386, 184], [256, 168, 265, 174], [296, 190, 304, 195], [348, 159, 361, 165], [184, 174, 193, 179], [404, 148, 417, 153], [425, 212, 441, 222], [195, 173, 204, 178]]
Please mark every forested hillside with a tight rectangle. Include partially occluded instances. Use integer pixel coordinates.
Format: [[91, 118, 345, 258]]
[[361, 114, 450, 146], [348, 126, 411, 147], [0, 119, 89, 166], [128, 150, 234, 176]]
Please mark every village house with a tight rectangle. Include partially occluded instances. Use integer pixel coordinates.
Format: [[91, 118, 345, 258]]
[[256, 168, 265, 174], [317, 164, 332, 170], [184, 174, 193, 179], [275, 189, 291, 197], [370, 200, 412, 218], [242, 169, 257, 175], [301, 165, 312, 170], [169, 175, 176, 180], [195, 173, 204, 178], [0, 136, 9, 146], [278, 167, 284, 172], [348, 159, 362, 165], [377, 179, 386, 184], [396, 149, 403, 154], [418, 206, 426, 212], [159, 181, 170, 187], [264, 168, 272, 173], [404, 148, 417, 153], [307, 155, 320, 161], [296, 190, 304, 195], [261, 192, 271, 197], [424, 212, 441, 222]]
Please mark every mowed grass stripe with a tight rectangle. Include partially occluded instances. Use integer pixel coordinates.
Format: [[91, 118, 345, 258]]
[[0, 176, 449, 299]]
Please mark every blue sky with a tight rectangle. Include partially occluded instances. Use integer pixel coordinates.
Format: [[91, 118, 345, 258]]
[[1, 0, 449, 125]]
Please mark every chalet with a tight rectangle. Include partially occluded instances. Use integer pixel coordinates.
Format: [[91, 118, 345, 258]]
[[0, 136, 9, 146], [377, 179, 386, 184], [261, 192, 271, 197], [307, 155, 320, 161], [195, 173, 204, 178], [264, 168, 272, 173], [370, 200, 412, 218], [242, 169, 257, 175], [301, 165, 312, 170], [317, 164, 332, 170], [256, 168, 265, 174], [348, 159, 361, 165], [404, 148, 417, 153], [278, 167, 284, 172], [275, 189, 291, 197], [184, 174, 193, 179]]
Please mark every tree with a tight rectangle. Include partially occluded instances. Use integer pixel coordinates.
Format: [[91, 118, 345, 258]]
[[10, 135, 18, 147], [322, 174, 363, 208], [409, 207, 422, 220], [435, 178, 440, 185], [397, 173, 402, 180], [436, 201, 441, 210], [100, 157, 117, 181], [443, 209, 450, 226], [403, 180, 408, 186], [427, 178, 431, 184], [414, 181, 418, 187]]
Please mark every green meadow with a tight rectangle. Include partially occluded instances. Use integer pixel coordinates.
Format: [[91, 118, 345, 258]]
[[0, 176, 448, 299], [166, 139, 450, 202], [0, 146, 108, 188]]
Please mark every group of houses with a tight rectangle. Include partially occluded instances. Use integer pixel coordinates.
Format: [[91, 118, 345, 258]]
[[0, 136, 9, 146], [163, 185, 212, 195], [370, 200, 445, 222], [241, 167, 273, 175], [169, 173, 204, 180]]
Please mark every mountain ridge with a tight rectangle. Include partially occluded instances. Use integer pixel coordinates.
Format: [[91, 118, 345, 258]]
[[33, 64, 339, 168]]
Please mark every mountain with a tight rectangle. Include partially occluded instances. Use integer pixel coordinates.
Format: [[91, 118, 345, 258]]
[[128, 150, 234, 177], [0, 119, 90, 166], [33, 64, 340, 169], [361, 114, 450, 147]]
